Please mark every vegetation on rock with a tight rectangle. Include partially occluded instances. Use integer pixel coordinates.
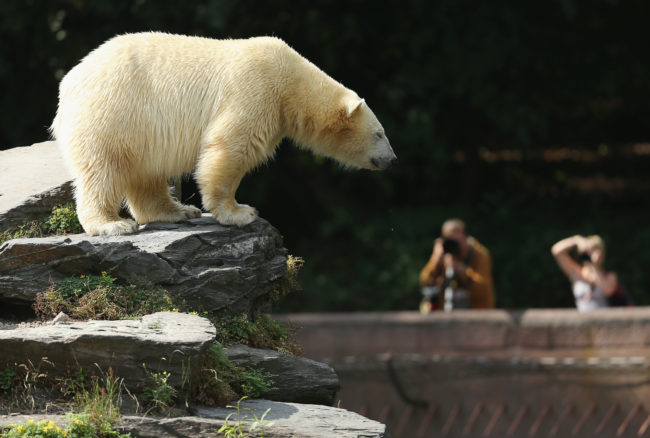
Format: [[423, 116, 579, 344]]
[[34, 272, 175, 321], [0, 203, 81, 245]]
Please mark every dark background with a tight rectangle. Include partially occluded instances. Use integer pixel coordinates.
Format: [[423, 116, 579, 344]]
[[2, 0, 650, 311]]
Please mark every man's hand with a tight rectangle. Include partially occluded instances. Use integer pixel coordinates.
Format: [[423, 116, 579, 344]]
[[433, 238, 444, 259]]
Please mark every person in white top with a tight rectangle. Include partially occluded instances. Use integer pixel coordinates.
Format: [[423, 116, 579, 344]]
[[551, 234, 619, 312]]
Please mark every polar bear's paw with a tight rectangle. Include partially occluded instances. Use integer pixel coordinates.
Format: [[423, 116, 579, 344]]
[[213, 204, 258, 227], [86, 219, 139, 236], [178, 204, 203, 219]]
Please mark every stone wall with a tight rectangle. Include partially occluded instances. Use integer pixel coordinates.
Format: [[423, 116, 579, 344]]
[[277, 309, 650, 438], [278, 308, 650, 360]]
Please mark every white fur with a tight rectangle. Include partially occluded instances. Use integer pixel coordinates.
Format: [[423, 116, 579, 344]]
[[52, 32, 395, 235]]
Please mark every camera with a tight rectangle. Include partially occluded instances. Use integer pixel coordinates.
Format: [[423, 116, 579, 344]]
[[442, 238, 462, 258]]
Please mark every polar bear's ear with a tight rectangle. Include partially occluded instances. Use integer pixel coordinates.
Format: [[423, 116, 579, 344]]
[[345, 98, 365, 117]]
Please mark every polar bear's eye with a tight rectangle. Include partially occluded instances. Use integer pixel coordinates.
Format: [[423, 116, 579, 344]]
[[375, 132, 384, 139]]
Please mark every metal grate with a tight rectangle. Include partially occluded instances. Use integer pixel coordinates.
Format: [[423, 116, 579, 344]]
[[344, 401, 650, 438]]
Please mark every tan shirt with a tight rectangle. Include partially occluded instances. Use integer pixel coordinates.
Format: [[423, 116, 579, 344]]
[[419, 237, 495, 309]]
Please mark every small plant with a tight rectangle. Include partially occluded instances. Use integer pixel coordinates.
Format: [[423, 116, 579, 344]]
[[58, 367, 87, 399], [194, 343, 240, 406], [212, 314, 301, 356], [42, 203, 83, 235], [67, 413, 102, 437], [193, 343, 275, 406], [0, 203, 82, 246], [142, 366, 177, 412], [34, 272, 176, 321], [69, 367, 131, 437], [0, 369, 16, 391], [217, 396, 274, 438], [0, 414, 130, 438], [270, 255, 304, 302], [241, 368, 274, 399], [0, 221, 45, 245], [1, 419, 67, 438]]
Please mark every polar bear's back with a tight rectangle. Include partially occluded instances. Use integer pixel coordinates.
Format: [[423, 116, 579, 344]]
[[53, 33, 290, 178]]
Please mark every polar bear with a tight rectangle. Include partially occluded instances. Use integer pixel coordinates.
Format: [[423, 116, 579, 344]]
[[51, 32, 396, 236]]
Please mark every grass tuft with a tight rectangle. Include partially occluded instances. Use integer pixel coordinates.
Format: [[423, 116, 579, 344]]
[[0, 203, 82, 245], [34, 272, 176, 321]]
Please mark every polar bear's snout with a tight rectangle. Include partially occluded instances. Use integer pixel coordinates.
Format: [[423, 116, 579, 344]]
[[369, 137, 397, 170], [371, 154, 398, 170]]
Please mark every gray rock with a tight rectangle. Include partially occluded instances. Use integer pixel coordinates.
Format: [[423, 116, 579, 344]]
[[123, 400, 390, 438], [0, 401, 390, 438], [0, 141, 73, 232], [225, 345, 340, 406], [51, 311, 70, 324], [0, 312, 215, 390], [0, 214, 288, 314]]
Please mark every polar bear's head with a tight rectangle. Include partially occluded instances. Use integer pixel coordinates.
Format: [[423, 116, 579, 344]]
[[316, 94, 397, 171]]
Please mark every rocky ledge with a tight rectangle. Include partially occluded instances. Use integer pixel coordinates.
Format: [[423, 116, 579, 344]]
[[0, 214, 288, 315], [0, 401, 390, 438], [0, 312, 339, 405], [0, 312, 214, 390]]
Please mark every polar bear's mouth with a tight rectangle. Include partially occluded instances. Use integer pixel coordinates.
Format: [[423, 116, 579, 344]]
[[371, 156, 398, 170]]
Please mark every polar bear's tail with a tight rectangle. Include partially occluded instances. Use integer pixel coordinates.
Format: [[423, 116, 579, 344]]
[[49, 111, 61, 141], [49, 115, 57, 140]]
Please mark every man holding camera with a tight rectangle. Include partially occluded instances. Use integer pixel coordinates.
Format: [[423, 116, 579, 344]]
[[419, 218, 495, 311]]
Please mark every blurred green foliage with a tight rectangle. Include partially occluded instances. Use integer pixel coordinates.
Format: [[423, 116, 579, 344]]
[[1, 0, 649, 310]]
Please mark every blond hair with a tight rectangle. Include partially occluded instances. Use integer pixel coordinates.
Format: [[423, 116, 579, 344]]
[[586, 235, 605, 252]]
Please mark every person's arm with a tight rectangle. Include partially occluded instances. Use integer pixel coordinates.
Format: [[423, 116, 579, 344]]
[[419, 238, 444, 286], [551, 235, 585, 281], [582, 266, 619, 296]]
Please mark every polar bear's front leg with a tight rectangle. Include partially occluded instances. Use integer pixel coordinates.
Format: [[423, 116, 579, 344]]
[[196, 144, 258, 227]]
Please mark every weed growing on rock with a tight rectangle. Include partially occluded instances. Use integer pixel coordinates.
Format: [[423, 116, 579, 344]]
[[42, 204, 83, 235], [0, 370, 16, 391], [212, 314, 301, 356], [0, 414, 130, 438], [270, 255, 304, 302], [34, 272, 175, 320], [1, 419, 68, 438], [141, 366, 177, 413], [73, 367, 126, 437], [217, 396, 274, 438], [240, 368, 275, 400], [8, 358, 57, 411], [0, 203, 82, 245], [194, 344, 240, 406], [0, 221, 45, 245], [193, 343, 276, 407], [0, 365, 129, 437]]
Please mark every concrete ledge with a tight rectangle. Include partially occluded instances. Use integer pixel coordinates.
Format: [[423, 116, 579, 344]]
[[277, 308, 650, 360]]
